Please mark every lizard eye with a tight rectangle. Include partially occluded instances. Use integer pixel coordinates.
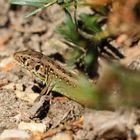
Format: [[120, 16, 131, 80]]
[[21, 57, 26, 63], [20, 57, 27, 65]]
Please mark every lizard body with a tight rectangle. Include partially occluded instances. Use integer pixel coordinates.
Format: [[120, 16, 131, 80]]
[[14, 50, 97, 107]]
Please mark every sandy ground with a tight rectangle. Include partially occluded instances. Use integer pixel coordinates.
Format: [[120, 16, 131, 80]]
[[1, 0, 140, 139]]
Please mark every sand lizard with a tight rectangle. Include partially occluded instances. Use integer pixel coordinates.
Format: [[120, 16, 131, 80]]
[[14, 49, 97, 108]]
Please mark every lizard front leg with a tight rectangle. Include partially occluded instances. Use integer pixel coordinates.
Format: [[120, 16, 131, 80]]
[[35, 74, 56, 102], [29, 82, 55, 118]]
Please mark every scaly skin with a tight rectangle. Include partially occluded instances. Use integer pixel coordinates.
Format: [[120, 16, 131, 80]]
[[14, 49, 97, 107]]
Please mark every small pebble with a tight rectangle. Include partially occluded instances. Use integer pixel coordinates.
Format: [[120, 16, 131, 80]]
[[18, 121, 46, 133], [15, 90, 39, 103], [0, 129, 30, 139]]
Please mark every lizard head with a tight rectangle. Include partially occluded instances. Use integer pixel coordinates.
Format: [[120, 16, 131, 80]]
[[14, 49, 47, 81]]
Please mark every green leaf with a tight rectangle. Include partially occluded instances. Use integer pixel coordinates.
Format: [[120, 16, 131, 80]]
[[11, 0, 51, 7], [24, 7, 43, 17], [79, 13, 102, 33], [11, 0, 57, 17], [57, 9, 81, 44]]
